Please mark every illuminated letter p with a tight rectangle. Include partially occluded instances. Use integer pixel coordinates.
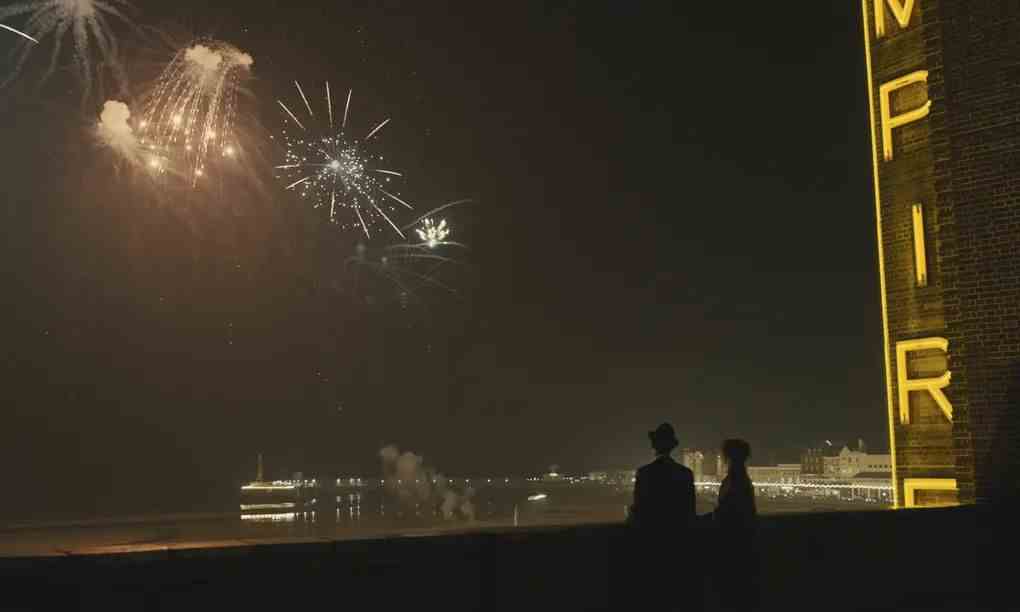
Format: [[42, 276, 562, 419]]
[[879, 71, 931, 161]]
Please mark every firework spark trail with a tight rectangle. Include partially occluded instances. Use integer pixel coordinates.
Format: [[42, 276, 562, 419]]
[[402, 199, 473, 230], [372, 255, 458, 296], [138, 40, 253, 184], [345, 250, 454, 308], [364, 118, 389, 141], [1, 22, 38, 42], [295, 80, 314, 117], [326, 81, 333, 128], [0, 0, 133, 101], [341, 88, 351, 132], [350, 203, 472, 303], [276, 81, 415, 238], [371, 200, 405, 238], [344, 229, 467, 310], [277, 100, 305, 131]]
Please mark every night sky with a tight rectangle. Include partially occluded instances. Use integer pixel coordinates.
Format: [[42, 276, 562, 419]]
[[0, 2, 883, 519]]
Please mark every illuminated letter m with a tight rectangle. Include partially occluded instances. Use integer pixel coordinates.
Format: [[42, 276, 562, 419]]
[[875, 0, 916, 38]]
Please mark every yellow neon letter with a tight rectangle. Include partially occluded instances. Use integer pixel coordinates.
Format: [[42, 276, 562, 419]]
[[903, 478, 957, 508], [879, 71, 930, 161], [874, 0, 916, 38], [912, 203, 928, 287], [896, 337, 952, 424]]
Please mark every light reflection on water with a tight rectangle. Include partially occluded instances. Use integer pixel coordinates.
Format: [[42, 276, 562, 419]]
[[240, 512, 302, 523], [0, 486, 893, 558], [236, 487, 631, 530]]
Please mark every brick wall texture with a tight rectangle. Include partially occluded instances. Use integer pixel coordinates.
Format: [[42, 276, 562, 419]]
[[866, 0, 1020, 505], [928, 0, 1020, 505]]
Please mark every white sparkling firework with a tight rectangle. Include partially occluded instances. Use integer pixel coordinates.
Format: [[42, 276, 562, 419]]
[[415, 218, 450, 248], [0, 0, 133, 100], [137, 40, 253, 184], [276, 81, 412, 239]]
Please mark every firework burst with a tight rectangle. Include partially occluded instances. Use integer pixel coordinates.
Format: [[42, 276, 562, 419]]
[[276, 81, 413, 240], [343, 200, 472, 308], [0, 0, 133, 100], [416, 218, 449, 248], [136, 40, 253, 184]]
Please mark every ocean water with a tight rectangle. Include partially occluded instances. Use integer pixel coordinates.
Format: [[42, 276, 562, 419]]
[[0, 483, 885, 558]]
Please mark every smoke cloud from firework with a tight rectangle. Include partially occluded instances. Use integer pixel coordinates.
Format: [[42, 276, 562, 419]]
[[185, 44, 223, 72], [233, 51, 254, 68], [184, 44, 253, 77], [97, 100, 140, 162], [379, 445, 475, 521]]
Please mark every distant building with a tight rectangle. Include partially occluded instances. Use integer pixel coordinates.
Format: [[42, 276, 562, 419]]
[[588, 469, 635, 485], [680, 449, 704, 482], [702, 450, 722, 478], [747, 464, 802, 484], [823, 455, 843, 478], [801, 441, 845, 475], [801, 447, 834, 475], [802, 440, 887, 479], [832, 446, 891, 479]]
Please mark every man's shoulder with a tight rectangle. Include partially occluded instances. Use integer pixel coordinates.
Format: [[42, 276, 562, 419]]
[[637, 458, 693, 478]]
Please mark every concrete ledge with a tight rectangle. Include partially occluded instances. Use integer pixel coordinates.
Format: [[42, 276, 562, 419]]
[[0, 506, 996, 611]]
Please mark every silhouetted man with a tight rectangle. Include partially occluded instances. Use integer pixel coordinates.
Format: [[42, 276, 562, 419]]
[[629, 423, 696, 529], [621, 422, 699, 611]]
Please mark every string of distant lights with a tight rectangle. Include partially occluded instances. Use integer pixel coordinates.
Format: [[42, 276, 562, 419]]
[[695, 481, 893, 492], [240, 484, 297, 491], [239, 502, 296, 511], [240, 478, 891, 492], [240, 512, 309, 522]]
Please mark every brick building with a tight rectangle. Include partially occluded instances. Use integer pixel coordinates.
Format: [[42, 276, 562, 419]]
[[801, 446, 835, 476], [680, 449, 705, 482], [861, 0, 1020, 506]]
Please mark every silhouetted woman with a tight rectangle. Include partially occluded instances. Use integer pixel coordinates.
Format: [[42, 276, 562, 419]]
[[711, 438, 757, 611]]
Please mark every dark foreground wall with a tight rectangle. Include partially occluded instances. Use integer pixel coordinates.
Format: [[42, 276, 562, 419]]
[[0, 506, 1004, 611]]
